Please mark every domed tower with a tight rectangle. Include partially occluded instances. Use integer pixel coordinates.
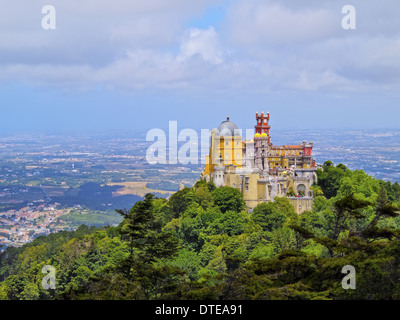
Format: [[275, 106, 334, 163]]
[[204, 116, 243, 177], [216, 116, 241, 137], [214, 116, 242, 167]]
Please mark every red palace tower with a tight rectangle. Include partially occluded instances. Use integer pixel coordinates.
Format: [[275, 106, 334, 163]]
[[255, 111, 271, 144]]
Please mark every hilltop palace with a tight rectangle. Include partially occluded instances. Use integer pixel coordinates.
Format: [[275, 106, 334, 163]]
[[201, 111, 318, 214]]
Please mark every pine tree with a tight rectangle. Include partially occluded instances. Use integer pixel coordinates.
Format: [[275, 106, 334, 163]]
[[116, 193, 181, 298]]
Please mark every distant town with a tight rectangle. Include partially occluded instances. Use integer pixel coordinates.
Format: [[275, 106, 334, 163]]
[[0, 202, 70, 248], [0, 128, 399, 250]]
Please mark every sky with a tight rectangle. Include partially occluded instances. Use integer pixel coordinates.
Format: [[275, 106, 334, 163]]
[[0, 0, 399, 134]]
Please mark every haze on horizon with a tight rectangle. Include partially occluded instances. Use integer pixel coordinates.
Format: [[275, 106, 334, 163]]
[[0, 0, 399, 134]]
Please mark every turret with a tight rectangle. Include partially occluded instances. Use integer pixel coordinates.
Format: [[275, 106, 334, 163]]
[[254, 112, 270, 172], [255, 110, 271, 144]]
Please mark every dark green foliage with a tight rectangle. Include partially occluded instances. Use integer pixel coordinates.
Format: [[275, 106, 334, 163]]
[[206, 210, 247, 236], [211, 186, 246, 213], [317, 161, 347, 198], [381, 180, 400, 203], [290, 225, 315, 240], [179, 215, 204, 251], [2, 165, 400, 300], [252, 202, 287, 232], [330, 193, 372, 240], [168, 188, 195, 217]]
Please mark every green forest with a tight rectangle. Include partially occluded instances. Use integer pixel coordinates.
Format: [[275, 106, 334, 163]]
[[1, 161, 400, 300]]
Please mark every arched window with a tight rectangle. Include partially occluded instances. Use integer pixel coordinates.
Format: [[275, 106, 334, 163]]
[[297, 184, 306, 196]]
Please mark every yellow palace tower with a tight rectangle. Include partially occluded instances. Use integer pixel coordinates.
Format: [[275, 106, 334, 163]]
[[203, 116, 243, 177]]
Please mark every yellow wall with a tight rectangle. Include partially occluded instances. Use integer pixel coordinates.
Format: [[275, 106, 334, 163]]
[[207, 134, 243, 173], [289, 198, 313, 214], [282, 158, 289, 169]]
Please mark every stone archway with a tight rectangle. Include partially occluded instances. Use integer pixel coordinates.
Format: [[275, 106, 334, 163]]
[[297, 184, 306, 196]]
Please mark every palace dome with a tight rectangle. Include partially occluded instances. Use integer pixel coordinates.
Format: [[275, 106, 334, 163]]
[[261, 132, 268, 137], [254, 133, 261, 138], [216, 117, 240, 137]]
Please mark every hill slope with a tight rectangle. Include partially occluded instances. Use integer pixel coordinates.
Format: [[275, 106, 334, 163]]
[[1, 161, 400, 300]]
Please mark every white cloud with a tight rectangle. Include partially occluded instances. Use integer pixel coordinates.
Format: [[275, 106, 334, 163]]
[[0, 0, 217, 64], [177, 27, 224, 65], [226, 1, 339, 46], [0, 0, 399, 96]]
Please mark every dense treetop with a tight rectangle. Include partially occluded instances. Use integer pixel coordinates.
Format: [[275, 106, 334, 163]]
[[1, 162, 400, 300]]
